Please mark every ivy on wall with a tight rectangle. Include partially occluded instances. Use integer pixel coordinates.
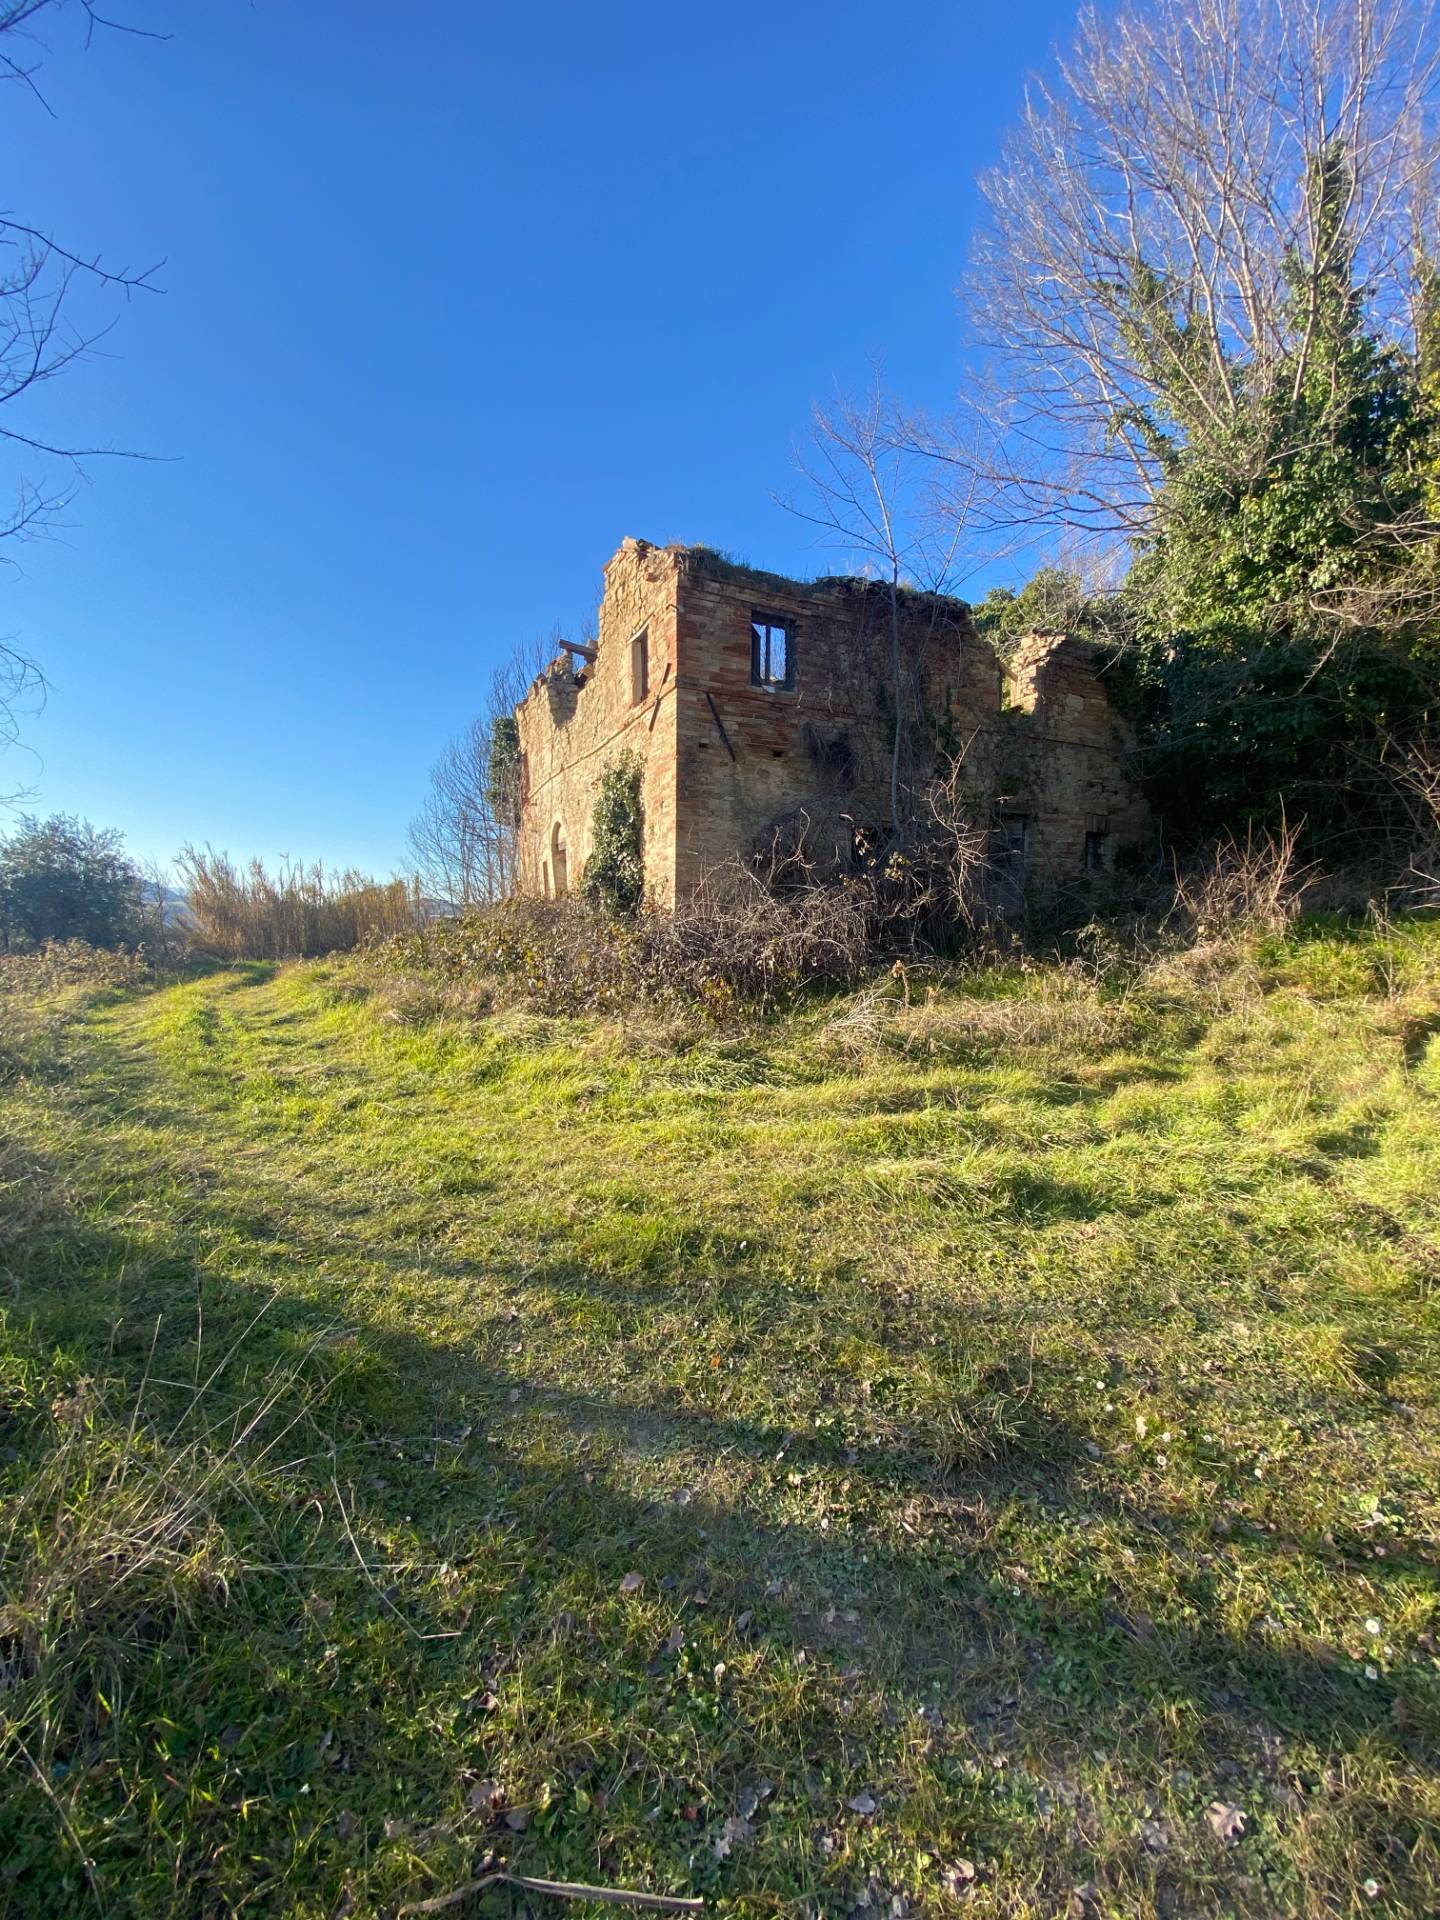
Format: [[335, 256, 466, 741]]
[[582, 752, 645, 914]]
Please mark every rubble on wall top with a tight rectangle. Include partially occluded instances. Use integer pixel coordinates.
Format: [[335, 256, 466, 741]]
[[610, 534, 973, 615]]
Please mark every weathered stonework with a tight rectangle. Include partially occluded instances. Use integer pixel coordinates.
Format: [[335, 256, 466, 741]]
[[515, 539, 1149, 906]]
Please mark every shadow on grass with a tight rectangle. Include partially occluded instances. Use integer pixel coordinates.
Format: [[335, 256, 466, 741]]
[[4, 988, 1438, 1915], [7, 1185, 1436, 1915]]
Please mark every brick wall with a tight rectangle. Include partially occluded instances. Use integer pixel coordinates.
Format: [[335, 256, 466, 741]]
[[670, 555, 991, 896], [516, 541, 1150, 908], [515, 541, 683, 902], [1002, 633, 1150, 877]]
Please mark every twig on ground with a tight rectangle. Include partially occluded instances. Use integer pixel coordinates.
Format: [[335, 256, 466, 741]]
[[396, 1870, 703, 1915]]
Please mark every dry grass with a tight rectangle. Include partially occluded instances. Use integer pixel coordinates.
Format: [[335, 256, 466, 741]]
[[178, 847, 425, 959]]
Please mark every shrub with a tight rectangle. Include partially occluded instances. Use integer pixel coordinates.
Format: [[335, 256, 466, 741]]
[[581, 752, 645, 914], [0, 815, 143, 952], [366, 867, 875, 1021]]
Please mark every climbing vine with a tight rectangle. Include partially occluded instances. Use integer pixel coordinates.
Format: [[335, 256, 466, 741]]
[[582, 752, 645, 914]]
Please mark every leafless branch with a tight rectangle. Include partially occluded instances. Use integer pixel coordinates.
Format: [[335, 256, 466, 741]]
[[927, 0, 1440, 559]]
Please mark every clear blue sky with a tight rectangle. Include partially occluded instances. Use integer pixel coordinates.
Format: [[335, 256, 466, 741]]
[[3, 0, 1079, 876]]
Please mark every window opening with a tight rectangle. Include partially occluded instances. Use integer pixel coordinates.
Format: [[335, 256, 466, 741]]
[[750, 614, 793, 690], [630, 627, 649, 704]]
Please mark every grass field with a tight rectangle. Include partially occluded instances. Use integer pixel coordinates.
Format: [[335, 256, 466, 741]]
[[2, 927, 1439, 1918]]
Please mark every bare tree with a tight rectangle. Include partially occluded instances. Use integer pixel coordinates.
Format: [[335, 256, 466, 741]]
[[784, 374, 978, 833], [0, 1, 164, 775], [408, 632, 555, 906], [919, 0, 1440, 563], [408, 716, 510, 907]]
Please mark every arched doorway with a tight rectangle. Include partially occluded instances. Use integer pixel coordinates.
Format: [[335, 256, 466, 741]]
[[551, 820, 569, 896]]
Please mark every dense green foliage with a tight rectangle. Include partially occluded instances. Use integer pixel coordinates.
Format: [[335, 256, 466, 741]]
[[985, 147, 1440, 848], [581, 750, 646, 913], [0, 813, 143, 951], [972, 569, 1113, 653], [485, 711, 521, 827], [1122, 147, 1437, 836]]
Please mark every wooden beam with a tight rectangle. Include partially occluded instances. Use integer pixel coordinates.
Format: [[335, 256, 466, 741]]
[[561, 639, 598, 663]]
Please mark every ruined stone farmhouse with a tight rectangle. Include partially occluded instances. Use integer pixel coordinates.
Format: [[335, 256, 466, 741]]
[[514, 538, 1149, 907]]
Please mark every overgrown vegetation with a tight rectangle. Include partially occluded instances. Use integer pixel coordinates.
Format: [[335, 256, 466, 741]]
[[1, 923, 1437, 1916], [365, 827, 1337, 1026], [910, 0, 1440, 857], [177, 847, 425, 959], [582, 752, 646, 915], [370, 863, 874, 1020]]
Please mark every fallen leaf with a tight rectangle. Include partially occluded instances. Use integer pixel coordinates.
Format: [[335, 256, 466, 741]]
[[335, 1808, 357, 1842], [1206, 1800, 1247, 1844], [618, 1571, 643, 1594], [467, 1780, 502, 1812], [847, 1790, 879, 1816], [713, 1814, 755, 1860], [503, 1807, 530, 1832], [1139, 1817, 1171, 1853]]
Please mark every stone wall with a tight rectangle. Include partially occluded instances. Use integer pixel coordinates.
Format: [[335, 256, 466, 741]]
[[514, 541, 683, 901], [515, 540, 1151, 908], [669, 553, 993, 896], [1000, 633, 1151, 879]]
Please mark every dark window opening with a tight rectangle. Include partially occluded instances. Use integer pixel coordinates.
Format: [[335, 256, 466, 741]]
[[1084, 829, 1109, 871], [630, 627, 649, 704], [997, 814, 1030, 862], [751, 614, 793, 691], [992, 813, 1030, 913]]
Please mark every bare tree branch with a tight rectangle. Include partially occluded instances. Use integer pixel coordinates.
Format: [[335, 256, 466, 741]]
[[0, 0, 164, 787], [931, 0, 1440, 560]]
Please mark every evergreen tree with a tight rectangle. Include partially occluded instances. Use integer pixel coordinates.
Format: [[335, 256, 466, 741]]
[[0, 815, 143, 950]]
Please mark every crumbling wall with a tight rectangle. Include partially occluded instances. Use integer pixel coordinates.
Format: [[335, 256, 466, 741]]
[[514, 540, 1151, 909], [515, 541, 683, 901], [1000, 634, 1149, 875], [670, 555, 992, 897]]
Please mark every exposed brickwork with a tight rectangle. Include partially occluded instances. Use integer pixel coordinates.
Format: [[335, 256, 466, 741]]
[[515, 539, 1149, 906], [515, 542, 682, 900]]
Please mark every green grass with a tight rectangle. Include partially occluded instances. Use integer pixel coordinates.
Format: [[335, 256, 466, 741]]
[[1, 925, 1438, 1918]]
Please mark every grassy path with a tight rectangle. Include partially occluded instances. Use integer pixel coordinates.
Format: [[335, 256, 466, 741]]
[[2, 938, 1439, 1917]]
